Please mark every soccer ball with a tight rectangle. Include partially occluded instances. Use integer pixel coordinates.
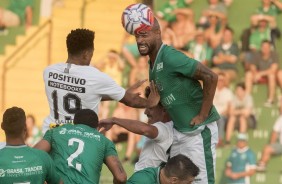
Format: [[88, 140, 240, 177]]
[[121, 3, 154, 35]]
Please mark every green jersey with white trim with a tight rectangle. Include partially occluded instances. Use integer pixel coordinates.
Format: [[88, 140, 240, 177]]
[[44, 124, 117, 184], [0, 145, 60, 184], [149, 44, 220, 133], [127, 167, 160, 184]]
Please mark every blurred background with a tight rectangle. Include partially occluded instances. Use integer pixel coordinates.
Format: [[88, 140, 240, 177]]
[[0, 0, 282, 183]]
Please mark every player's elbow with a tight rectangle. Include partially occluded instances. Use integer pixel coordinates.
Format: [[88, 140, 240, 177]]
[[114, 173, 127, 184]]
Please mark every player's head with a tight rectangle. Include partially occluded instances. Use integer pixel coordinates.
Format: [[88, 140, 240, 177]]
[[134, 17, 162, 56], [144, 86, 169, 124], [73, 109, 99, 129], [163, 154, 199, 184], [1, 107, 27, 139], [66, 28, 95, 65]]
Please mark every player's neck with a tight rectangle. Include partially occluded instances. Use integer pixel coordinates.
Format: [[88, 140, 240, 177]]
[[149, 41, 163, 65], [67, 56, 89, 66], [6, 136, 25, 146], [159, 168, 169, 184]]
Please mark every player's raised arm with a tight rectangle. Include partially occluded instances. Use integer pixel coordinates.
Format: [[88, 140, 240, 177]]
[[104, 156, 127, 184], [190, 62, 218, 126], [120, 80, 160, 108], [99, 117, 158, 139]]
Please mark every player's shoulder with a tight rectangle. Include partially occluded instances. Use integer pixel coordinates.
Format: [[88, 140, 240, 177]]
[[44, 63, 65, 72], [153, 121, 173, 129], [27, 146, 51, 159], [161, 45, 193, 63]]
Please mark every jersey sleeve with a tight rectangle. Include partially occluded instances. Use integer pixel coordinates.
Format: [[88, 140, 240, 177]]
[[165, 48, 198, 78], [247, 150, 257, 168], [152, 122, 172, 143], [104, 139, 118, 158], [43, 129, 53, 144], [226, 149, 235, 167], [42, 152, 61, 184], [95, 72, 126, 101]]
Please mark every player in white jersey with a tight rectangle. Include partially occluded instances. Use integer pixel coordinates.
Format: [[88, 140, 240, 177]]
[[99, 87, 173, 172], [43, 29, 159, 133]]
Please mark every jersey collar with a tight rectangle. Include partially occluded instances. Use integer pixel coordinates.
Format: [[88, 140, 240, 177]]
[[150, 44, 165, 72], [5, 145, 27, 148]]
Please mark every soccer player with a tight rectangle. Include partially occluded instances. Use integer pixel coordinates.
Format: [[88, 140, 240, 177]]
[[34, 109, 127, 184], [43, 28, 159, 133], [0, 107, 62, 184], [127, 154, 200, 184], [134, 17, 220, 183], [99, 86, 173, 172]]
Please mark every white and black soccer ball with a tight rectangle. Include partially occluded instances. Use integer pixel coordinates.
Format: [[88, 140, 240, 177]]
[[121, 3, 154, 35]]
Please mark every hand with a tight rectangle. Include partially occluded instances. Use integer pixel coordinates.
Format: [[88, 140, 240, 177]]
[[98, 118, 114, 133], [147, 81, 160, 108], [190, 114, 206, 126]]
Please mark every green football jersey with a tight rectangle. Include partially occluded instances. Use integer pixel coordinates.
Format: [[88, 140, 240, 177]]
[[0, 145, 60, 184], [127, 167, 160, 184], [149, 44, 220, 133], [44, 124, 117, 184]]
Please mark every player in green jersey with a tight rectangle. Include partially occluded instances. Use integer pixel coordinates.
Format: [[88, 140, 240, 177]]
[[0, 107, 62, 184], [127, 154, 199, 184], [34, 109, 126, 184], [134, 17, 220, 184]]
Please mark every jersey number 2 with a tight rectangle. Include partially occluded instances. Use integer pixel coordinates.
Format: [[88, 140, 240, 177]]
[[52, 90, 82, 120], [67, 138, 84, 171]]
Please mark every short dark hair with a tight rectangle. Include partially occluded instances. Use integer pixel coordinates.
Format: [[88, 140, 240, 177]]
[[66, 29, 95, 55], [1, 107, 26, 137], [164, 154, 200, 180], [73, 109, 98, 128], [236, 82, 246, 90]]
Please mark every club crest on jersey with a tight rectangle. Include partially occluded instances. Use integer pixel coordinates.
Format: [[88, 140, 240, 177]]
[[156, 62, 163, 72]]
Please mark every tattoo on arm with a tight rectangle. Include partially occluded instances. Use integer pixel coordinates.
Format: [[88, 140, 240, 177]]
[[192, 62, 218, 117], [115, 157, 125, 174]]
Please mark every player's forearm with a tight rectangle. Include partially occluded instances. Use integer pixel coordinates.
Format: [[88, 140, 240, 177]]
[[112, 117, 157, 138], [200, 71, 218, 118], [193, 63, 218, 118], [236, 169, 256, 178], [120, 91, 147, 108]]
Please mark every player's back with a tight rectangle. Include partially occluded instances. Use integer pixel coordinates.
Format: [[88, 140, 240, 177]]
[[43, 63, 125, 131], [0, 145, 59, 184], [44, 124, 117, 184]]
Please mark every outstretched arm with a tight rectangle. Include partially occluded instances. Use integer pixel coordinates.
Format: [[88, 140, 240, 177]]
[[120, 80, 160, 108], [99, 117, 158, 139], [191, 62, 218, 125]]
